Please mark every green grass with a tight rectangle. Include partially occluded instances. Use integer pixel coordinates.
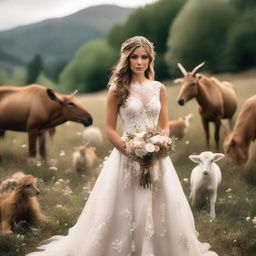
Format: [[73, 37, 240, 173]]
[[0, 70, 256, 256]]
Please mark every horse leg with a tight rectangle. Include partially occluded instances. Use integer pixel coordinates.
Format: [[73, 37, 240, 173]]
[[214, 119, 221, 150], [201, 118, 210, 148], [228, 117, 234, 129], [38, 130, 47, 161], [28, 129, 38, 158], [0, 129, 5, 138]]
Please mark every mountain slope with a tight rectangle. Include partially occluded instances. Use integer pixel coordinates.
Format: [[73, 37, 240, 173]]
[[0, 5, 134, 70]]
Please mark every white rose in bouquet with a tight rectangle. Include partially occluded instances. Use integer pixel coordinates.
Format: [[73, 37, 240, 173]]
[[135, 131, 146, 138], [135, 148, 147, 158], [133, 137, 144, 146], [150, 135, 161, 144], [145, 143, 155, 153]]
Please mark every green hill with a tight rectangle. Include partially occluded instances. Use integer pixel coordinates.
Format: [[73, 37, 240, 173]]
[[0, 5, 134, 72]]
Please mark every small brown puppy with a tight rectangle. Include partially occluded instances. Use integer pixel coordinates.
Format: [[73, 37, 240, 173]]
[[0, 175, 46, 234]]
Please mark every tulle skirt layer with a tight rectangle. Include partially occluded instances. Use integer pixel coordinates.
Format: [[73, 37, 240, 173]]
[[27, 149, 218, 256]]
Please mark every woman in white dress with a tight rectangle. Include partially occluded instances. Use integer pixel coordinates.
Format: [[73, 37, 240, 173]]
[[27, 36, 219, 256]]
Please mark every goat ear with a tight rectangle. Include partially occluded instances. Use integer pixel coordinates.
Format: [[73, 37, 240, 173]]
[[213, 153, 225, 162], [47, 89, 63, 104], [189, 155, 200, 163], [174, 78, 183, 84]]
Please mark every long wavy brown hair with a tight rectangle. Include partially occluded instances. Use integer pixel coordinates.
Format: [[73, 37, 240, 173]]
[[108, 36, 155, 107]]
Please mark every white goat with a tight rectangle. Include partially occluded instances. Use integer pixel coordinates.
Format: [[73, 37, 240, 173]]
[[72, 146, 97, 173], [82, 126, 103, 148], [189, 151, 224, 219]]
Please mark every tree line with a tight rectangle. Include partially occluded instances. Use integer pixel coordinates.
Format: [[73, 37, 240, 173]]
[[21, 0, 256, 93]]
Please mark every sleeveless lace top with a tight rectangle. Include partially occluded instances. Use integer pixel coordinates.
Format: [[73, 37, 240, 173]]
[[117, 80, 163, 135]]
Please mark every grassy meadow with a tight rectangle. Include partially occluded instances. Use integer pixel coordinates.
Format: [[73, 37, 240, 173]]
[[0, 70, 256, 256]]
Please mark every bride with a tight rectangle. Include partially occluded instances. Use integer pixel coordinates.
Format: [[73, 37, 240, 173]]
[[27, 36, 219, 256]]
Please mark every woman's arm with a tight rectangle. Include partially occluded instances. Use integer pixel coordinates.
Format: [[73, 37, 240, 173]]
[[141, 84, 169, 168], [158, 84, 169, 135], [106, 88, 127, 155]]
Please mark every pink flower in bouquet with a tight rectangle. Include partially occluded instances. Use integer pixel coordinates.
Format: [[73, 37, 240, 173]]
[[154, 145, 160, 152]]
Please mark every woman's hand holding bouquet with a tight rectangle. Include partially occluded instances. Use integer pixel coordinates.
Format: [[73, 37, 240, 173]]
[[124, 127, 175, 189]]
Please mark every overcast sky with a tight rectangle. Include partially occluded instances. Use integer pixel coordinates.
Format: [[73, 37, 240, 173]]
[[0, 0, 158, 31]]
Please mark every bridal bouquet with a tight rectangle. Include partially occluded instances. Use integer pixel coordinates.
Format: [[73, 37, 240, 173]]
[[124, 127, 175, 189]]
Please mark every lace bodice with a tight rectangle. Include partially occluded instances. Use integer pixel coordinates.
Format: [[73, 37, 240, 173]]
[[118, 80, 162, 135]]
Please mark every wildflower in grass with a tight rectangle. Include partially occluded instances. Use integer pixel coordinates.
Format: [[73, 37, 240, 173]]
[[83, 182, 92, 193], [183, 178, 189, 183], [16, 234, 24, 239], [49, 158, 58, 166], [219, 198, 224, 204], [36, 161, 42, 167], [225, 188, 232, 192], [252, 217, 256, 224], [55, 178, 65, 185], [62, 185, 73, 196], [49, 166, 58, 171], [245, 217, 251, 222], [59, 150, 66, 157]]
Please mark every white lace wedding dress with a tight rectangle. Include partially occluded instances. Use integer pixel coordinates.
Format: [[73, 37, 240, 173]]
[[27, 81, 218, 256]]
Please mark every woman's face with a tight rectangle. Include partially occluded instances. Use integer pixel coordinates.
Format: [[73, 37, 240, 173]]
[[129, 47, 150, 75]]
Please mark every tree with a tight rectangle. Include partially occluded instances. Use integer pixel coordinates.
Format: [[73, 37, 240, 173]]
[[231, 0, 256, 11], [44, 59, 68, 82], [60, 40, 117, 93], [224, 9, 256, 71], [26, 54, 43, 84], [165, 0, 235, 76], [107, 0, 187, 80]]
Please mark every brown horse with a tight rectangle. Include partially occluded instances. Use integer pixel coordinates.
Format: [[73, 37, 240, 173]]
[[224, 95, 256, 165], [176, 62, 237, 149], [0, 84, 93, 160]]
